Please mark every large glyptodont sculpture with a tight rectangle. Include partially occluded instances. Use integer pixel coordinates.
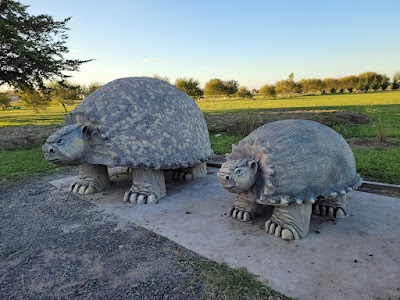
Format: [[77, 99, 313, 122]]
[[217, 119, 362, 240], [42, 77, 213, 204]]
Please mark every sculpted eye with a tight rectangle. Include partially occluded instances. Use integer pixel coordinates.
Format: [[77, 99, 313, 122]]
[[234, 168, 243, 175], [56, 139, 64, 145]]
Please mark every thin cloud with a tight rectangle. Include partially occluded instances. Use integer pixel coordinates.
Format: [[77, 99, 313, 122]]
[[143, 58, 164, 63]]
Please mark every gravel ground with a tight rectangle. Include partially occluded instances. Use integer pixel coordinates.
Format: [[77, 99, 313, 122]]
[[0, 169, 211, 299]]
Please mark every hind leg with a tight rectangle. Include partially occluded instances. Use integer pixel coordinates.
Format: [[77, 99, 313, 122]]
[[123, 168, 166, 204], [265, 203, 312, 240], [313, 194, 347, 218], [173, 162, 207, 181]]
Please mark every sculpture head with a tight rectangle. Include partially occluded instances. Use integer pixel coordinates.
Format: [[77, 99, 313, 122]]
[[42, 124, 90, 165], [218, 159, 258, 194]]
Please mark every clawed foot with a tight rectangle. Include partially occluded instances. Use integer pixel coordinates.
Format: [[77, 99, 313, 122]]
[[173, 163, 206, 181], [313, 204, 346, 218], [265, 219, 300, 240], [173, 171, 195, 181], [70, 177, 104, 195], [123, 190, 158, 204], [228, 206, 253, 222]]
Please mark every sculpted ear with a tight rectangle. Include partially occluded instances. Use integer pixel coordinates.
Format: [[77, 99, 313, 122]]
[[248, 160, 258, 172], [81, 125, 88, 136]]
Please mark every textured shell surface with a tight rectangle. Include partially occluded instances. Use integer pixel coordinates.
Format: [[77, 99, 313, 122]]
[[229, 119, 362, 205], [64, 77, 213, 169]]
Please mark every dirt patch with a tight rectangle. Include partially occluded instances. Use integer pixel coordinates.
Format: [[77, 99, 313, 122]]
[[0, 125, 60, 150], [205, 110, 370, 135], [0, 171, 210, 299], [347, 137, 400, 149]]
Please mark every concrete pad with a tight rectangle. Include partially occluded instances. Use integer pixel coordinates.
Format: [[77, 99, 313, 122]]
[[50, 168, 400, 300]]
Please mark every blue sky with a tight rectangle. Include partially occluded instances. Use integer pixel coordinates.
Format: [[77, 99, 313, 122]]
[[24, 0, 400, 89]]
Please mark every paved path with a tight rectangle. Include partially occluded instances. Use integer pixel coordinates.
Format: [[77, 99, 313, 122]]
[[52, 167, 400, 300]]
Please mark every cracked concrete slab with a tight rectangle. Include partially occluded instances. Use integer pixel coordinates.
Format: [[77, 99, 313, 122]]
[[50, 167, 400, 300]]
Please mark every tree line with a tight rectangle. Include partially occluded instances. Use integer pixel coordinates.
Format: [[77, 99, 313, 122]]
[[161, 71, 400, 100], [258, 72, 400, 99], [2, 71, 400, 112]]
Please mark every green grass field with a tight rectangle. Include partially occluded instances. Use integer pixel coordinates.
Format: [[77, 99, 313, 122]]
[[199, 91, 400, 139], [0, 147, 68, 184], [1, 91, 399, 184], [0, 104, 75, 127]]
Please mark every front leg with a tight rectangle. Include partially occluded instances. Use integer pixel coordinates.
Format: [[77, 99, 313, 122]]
[[229, 194, 266, 222], [70, 163, 111, 195], [123, 168, 166, 204], [265, 203, 312, 240]]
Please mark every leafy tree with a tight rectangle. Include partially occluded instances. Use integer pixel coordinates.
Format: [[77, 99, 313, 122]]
[[236, 86, 252, 99], [275, 78, 297, 97], [82, 81, 103, 97], [340, 75, 358, 93], [0, 0, 92, 91], [300, 78, 324, 94], [355, 78, 369, 92], [323, 78, 340, 94], [18, 90, 49, 113], [392, 72, 400, 90], [380, 74, 390, 91], [275, 73, 297, 97], [223, 80, 239, 96], [259, 84, 276, 98], [175, 77, 203, 99], [204, 78, 227, 99], [358, 72, 378, 90], [370, 76, 380, 91], [47, 80, 80, 112], [0, 92, 11, 110]]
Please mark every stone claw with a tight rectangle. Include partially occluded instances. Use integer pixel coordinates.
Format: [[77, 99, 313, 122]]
[[265, 219, 300, 240], [313, 204, 347, 218], [173, 171, 194, 181], [123, 190, 158, 205], [70, 180, 101, 195], [335, 208, 345, 218], [228, 206, 253, 222]]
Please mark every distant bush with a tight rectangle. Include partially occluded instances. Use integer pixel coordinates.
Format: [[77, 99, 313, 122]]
[[0, 93, 11, 110], [259, 84, 276, 98], [236, 87, 253, 99]]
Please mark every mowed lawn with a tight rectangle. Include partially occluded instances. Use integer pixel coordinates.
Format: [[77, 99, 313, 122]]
[[1, 91, 399, 184], [0, 105, 75, 127]]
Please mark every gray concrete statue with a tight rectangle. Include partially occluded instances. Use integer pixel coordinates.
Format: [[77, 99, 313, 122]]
[[217, 119, 362, 240], [42, 77, 213, 204]]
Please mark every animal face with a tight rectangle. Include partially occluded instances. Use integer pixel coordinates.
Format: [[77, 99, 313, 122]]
[[217, 159, 258, 194], [42, 124, 89, 165]]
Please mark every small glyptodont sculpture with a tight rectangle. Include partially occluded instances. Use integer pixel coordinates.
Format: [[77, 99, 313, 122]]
[[217, 119, 362, 240], [42, 77, 213, 204]]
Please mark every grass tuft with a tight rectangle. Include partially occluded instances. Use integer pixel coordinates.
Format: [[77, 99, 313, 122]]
[[196, 260, 289, 300], [238, 111, 258, 135], [374, 115, 389, 144]]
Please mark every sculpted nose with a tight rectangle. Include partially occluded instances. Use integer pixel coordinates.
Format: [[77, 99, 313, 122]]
[[42, 143, 54, 153]]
